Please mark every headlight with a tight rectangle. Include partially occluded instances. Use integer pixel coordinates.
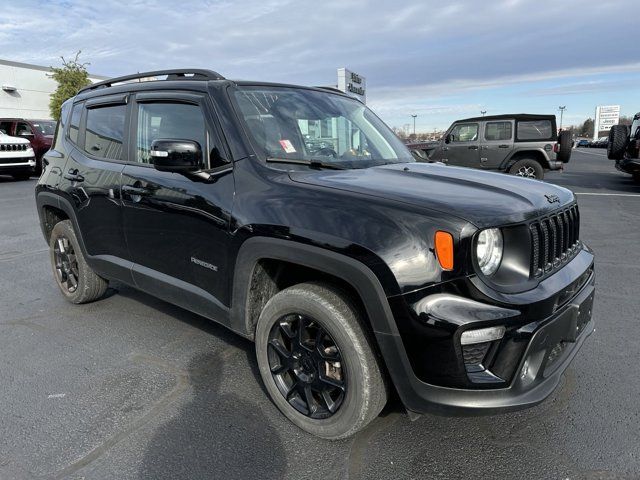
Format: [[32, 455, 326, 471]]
[[476, 228, 503, 276]]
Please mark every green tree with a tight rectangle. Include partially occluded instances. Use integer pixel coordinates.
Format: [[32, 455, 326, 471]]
[[579, 118, 594, 137], [49, 52, 91, 120]]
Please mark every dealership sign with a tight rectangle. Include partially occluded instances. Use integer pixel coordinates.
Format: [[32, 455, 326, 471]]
[[594, 105, 620, 138], [337, 68, 366, 104]]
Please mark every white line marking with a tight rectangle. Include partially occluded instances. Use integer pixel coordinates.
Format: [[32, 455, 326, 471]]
[[575, 192, 640, 197], [48, 393, 66, 399]]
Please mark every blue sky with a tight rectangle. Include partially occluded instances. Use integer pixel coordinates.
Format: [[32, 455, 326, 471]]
[[1, 0, 639, 131]]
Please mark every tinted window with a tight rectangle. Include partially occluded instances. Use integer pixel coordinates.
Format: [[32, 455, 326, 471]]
[[484, 121, 512, 141], [16, 122, 33, 136], [136, 102, 207, 164], [32, 121, 56, 136], [84, 104, 126, 160], [69, 104, 82, 144], [450, 123, 478, 142], [517, 120, 552, 140], [0, 121, 12, 135]]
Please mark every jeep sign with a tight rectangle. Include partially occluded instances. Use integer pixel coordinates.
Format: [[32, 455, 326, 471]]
[[337, 68, 366, 104], [594, 105, 620, 139]]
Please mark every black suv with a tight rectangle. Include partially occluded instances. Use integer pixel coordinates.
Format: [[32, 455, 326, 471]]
[[410, 114, 572, 180], [36, 70, 595, 439]]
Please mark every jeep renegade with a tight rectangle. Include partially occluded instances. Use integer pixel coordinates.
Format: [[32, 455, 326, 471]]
[[35, 69, 595, 439]]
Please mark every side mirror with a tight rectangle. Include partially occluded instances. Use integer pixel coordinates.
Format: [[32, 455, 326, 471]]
[[150, 139, 203, 173], [445, 134, 452, 144]]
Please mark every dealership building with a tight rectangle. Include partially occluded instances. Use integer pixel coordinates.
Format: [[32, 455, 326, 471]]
[[0, 59, 107, 120]]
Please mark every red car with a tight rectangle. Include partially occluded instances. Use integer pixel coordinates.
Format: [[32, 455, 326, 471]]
[[0, 118, 56, 175]]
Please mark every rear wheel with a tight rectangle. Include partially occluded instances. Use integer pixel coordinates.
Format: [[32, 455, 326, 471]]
[[255, 282, 387, 439], [608, 125, 629, 160], [49, 220, 108, 304], [509, 159, 544, 180]]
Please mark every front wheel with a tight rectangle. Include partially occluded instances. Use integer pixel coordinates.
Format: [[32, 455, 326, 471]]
[[255, 282, 387, 439], [12, 172, 32, 181], [509, 159, 544, 180]]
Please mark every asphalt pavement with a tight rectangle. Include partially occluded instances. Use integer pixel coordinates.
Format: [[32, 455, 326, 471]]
[[1, 149, 639, 479]]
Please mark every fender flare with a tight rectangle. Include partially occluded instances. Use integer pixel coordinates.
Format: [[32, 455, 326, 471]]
[[502, 148, 551, 171], [230, 236, 400, 339], [35, 192, 90, 257]]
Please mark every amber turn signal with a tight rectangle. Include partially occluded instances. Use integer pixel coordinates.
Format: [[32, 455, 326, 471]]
[[435, 231, 454, 270]]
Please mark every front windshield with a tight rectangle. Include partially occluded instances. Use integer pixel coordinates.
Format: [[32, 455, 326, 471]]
[[32, 121, 56, 136], [233, 86, 414, 169]]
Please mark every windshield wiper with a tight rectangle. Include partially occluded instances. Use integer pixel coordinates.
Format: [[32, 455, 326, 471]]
[[266, 157, 346, 170]]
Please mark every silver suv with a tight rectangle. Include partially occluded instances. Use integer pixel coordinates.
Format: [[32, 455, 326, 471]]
[[410, 114, 572, 180]]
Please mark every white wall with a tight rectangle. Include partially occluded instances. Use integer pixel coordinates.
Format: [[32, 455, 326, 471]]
[[0, 59, 106, 120]]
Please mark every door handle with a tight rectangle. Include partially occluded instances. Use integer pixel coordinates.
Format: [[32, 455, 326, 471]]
[[122, 185, 152, 196], [442, 146, 449, 151], [468, 145, 479, 150], [63, 169, 84, 182], [498, 144, 509, 148]]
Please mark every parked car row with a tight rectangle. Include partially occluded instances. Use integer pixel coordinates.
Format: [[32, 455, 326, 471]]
[[0, 118, 55, 178]]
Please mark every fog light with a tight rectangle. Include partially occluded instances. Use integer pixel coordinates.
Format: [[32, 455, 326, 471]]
[[460, 326, 506, 345]]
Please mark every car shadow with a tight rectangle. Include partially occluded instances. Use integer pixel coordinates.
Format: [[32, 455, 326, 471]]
[[138, 350, 287, 480], [115, 286, 288, 479]]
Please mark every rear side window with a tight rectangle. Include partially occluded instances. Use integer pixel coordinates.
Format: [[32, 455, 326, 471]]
[[516, 120, 552, 141], [484, 121, 512, 141], [69, 104, 82, 144], [84, 104, 126, 160], [52, 102, 71, 150]]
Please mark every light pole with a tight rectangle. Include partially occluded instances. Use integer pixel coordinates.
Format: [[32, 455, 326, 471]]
[[558, 106, 566, 129], [481, 110, 486, 117], [411, 114, 417, 135]]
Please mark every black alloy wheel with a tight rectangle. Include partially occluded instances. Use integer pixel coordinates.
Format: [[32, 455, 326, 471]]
[[267, 313, 346, 419], [53, 236, 79, 293]]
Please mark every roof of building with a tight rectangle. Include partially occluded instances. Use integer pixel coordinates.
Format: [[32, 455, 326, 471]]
[[0, 58, 109, 80]]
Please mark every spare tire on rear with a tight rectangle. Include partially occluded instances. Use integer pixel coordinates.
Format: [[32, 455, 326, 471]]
[[607, 124, 629, 160], [557, 130, 572, 163]]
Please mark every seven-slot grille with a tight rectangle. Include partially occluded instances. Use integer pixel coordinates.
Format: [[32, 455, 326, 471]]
[[0, 144, 28, 151], [530, 205, 580, 277]]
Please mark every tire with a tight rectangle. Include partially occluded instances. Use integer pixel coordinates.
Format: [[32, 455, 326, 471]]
[[12, 172, 32, 181], [255, 282, 387, 440], [608, 125, 629, 160], [49, 220, 108, 304], [508, 159, 544, 180], [557, 130, 572, 163], [633, 172, 640, 184]]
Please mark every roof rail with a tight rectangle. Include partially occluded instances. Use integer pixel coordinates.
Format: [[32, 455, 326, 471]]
[[315, 86, 346, 94], [78, 69, 225, 94]]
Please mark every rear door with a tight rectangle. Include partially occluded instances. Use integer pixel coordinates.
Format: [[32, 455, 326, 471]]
[[442, 122, 480, 167], [480, 120, 514, 169], [57, 96, 130, 270], [120, 91, 235, 313]]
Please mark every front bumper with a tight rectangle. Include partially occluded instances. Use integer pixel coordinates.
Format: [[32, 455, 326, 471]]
[[376, 247, 595, 415], [0, 157, 36, 173]]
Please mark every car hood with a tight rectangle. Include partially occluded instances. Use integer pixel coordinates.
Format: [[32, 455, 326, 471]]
[[288, 162, 575, 228], [0, 134, 31, 145]]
